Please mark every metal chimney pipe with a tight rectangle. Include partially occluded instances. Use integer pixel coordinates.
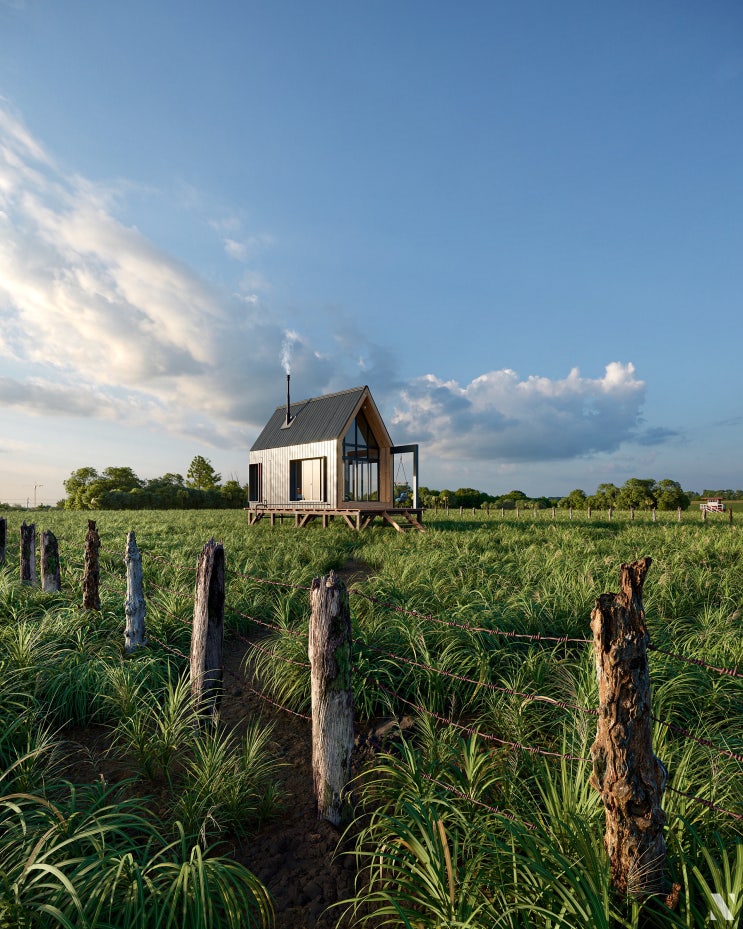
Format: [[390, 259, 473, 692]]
[[285, 373, 291, 426]]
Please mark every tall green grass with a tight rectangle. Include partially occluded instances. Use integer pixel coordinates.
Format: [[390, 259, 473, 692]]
[[1, 509, 741, 927]]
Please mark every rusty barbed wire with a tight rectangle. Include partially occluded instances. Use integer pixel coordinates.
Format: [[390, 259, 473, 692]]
[[647, 644, 742, 680], [351, 588, 592, 645], [418, 771, 538, 831], [353, 588, 743, 680], [242, 636, 311, 669], [665, 786, 743, 822], [366, 676, 592, 764], [361, 642, 599, 716], [231, 608, 309, 638]]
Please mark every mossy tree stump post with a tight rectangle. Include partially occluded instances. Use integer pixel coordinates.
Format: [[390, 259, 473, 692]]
[[82, 520, 100, 610], [0, 517, 6, 566], [309, 570, 354, 827], [589, 557, 668, 900], [20, 521, 36, 586], [124, 531, 146, 652], [190, 538, 224, 722], [41, 530, 61, 592]]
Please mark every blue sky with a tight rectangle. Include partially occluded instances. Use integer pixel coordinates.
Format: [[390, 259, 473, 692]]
[[1, 1, 742, 506]]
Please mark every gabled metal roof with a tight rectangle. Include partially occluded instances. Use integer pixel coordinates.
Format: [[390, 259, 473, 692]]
[[251, 386, 378, 451]]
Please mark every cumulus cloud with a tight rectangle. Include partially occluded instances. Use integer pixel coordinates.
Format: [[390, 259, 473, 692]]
[[0, 101, 676, 469], [391, 363, 666, 462]]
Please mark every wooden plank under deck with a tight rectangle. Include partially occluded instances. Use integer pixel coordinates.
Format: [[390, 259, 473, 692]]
[[246, 506, 424, 531]]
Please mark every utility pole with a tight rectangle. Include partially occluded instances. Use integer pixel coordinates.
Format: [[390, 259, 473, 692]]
[[34, 484, 43, 508]]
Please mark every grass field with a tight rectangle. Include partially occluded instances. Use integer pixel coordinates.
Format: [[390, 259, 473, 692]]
[[1, 508, 741, 927]]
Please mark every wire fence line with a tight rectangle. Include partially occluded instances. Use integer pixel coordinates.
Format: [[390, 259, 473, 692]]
[[111, 570, 743, 768], [6, 532, 741, 825], [103, 542, 743, 772], [352, 588, 743, 680], [76, 544, 743, 682]]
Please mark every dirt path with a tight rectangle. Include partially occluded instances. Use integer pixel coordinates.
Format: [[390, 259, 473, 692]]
[[221, 638, 359, 929]]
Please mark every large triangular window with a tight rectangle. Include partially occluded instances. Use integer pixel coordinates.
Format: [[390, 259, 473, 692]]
[[343, 410, 379, 501]]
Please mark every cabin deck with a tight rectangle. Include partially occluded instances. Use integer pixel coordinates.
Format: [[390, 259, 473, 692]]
[[246, 504, 424, 532]]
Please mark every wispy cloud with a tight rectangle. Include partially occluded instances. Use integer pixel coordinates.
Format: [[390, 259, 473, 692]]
[[0, 101, 675, 469]]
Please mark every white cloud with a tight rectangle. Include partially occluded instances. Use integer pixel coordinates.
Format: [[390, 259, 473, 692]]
[[391, 362, 667, 463], [0, 102, 678, 477]]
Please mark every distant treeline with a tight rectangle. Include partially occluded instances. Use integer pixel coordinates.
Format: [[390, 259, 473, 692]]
[[59, 458, 248, 510], [4, 466, 741, 512], [411, 479, 743, 512]]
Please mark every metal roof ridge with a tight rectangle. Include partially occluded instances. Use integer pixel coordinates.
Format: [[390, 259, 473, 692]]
[[270, 384, 367, 411]]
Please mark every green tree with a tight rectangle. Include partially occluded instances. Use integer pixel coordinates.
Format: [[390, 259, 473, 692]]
[[587, 482, 620, 510], [63, 467, 100, 509], [455, 488, 485, 509], [221, 479, 247, 508], [186, 456, 221, 491], [496, 490, 528, 509], [617, 478, 657, 510], [438, 490, 455, 508], [559, 489, 587, 509], [655, 479, 690, 511], [101, 466, 143, 492]]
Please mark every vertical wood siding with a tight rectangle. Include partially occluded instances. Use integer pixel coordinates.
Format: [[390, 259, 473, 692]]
[[250, 440, 393, 508]]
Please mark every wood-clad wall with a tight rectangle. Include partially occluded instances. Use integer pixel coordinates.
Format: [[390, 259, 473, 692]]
[[250, 438, 393, 508]]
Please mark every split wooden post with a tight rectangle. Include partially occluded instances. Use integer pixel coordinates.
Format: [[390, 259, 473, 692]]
[[589, 558, 668, 900], [20, 521, 36, 585], [190, 538, 225, 722], [0, 516, 6, 565], [82, 520, 101, 610], [124, 531, 146, 652], [41, 530, 61, 592], [309, 570, 354, 827]]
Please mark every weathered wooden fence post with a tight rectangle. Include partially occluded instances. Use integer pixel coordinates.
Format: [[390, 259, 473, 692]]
[[20, 521, 36, 585], [677, 507, 681, 523], [41, 530, 61, 592], [589, 558, 668, 900], [190, 538, 225, 721], [82, 520, 100, 610], [0, 516, 6, 566], [608, 506, 613, 521], [309, 570, 354, 827], [652, 507, 657, 523], [124, 531, 146, 652]]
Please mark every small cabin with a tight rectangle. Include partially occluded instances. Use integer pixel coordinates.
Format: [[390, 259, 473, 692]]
[[248, 382, 421, 529]]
